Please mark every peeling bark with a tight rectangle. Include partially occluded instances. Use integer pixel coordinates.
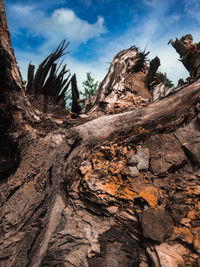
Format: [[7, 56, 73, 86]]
[[0, 2, 200, 267]]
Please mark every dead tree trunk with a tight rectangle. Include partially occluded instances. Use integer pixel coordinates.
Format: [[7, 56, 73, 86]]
[[0, 1, 200, 266], [85, 48, 171, 116], [86, 47, 152, 115], [169, 34, 200, 80], [71, 73, 81, 114]]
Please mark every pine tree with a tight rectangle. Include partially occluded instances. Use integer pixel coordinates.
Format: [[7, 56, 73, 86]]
[[81, 72, 98, 98]]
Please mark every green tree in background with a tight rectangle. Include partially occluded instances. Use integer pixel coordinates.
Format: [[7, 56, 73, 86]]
[[81, 72, 99, 98], [65, 72, 99, 110], [165, 76, 174, 88], [155, 71, 174, 88]]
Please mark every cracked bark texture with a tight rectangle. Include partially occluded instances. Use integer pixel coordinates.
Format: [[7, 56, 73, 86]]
[[0, 1, 200, 266]]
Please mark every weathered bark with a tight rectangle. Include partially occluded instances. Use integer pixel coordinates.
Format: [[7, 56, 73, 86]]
[[85, 48, 171, 116], [169, 34, 200, 80], [0, 2, 200, 267], [86, 47, 152, 115]]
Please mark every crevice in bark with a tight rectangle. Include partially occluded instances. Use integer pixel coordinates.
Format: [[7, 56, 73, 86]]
[[181, 145, 200, 170], [6, 185, 21, 202], [0, 107, 21, 181], [173, 238, 198, 255], [19, 194, 49, 232], [146, 245, 162, 267], [167, 159, 188, 173], [26, 203, 49, 263], [48, 166, 53, 187], [144, 250, 154, 267], [88, 226, 141, 267]]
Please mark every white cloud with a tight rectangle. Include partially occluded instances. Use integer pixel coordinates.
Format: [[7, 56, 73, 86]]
[[41, 9, 105, 43], [93, 1, 191, 85], [10, 0, 196, 91], [8, 3, 106, 90], [8, 4, 106, 45]]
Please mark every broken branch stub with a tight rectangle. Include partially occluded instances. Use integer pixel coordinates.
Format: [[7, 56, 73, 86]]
[[71, 73, 81, 114], [26, 40, 71, 107], [26, 63, 35, 94], [169, 34, 200, 80], [145, 56, 160, 89]]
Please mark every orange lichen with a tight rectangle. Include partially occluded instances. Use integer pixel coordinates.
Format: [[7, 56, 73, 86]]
[[84, 172, 91, 181], [110, 145, 116, 156], [188, 210, 197, 220], [194, 230, 200, 253], [81, 144, 160, 208], [173, 227, 194, 244], [111, 175, 122, 185], [80, 162, 92, 175], [137, 127, 149, 134], [120, 187, 137, 200], [138, 186, 159, 207], [92, 158, 109, 170], [186, 186, 200, 195], [109, 160, 126, 174], [94, 151, 104, 157], [103, 182, 120, 196], [187, 202, 200, 220]]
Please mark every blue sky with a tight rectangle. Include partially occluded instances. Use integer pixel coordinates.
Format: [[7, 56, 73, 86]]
[[4, 0, 200, 89]]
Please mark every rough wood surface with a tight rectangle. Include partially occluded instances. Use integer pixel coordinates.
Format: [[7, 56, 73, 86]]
[[85, 47, 172, 117], [0, 1, 200, 266], [169, 34, 200, 80], [86, 47, 151, 115]]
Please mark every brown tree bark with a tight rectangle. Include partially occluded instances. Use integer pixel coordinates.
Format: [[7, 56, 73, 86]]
[[0, 1, 200, 266]]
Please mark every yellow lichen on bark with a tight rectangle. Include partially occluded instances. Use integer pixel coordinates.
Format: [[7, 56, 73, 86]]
[[173, 227, 194, 244], [139, 186, 159, 207]]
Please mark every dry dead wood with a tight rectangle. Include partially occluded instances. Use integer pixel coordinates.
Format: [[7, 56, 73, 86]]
[[0, 1, 200, 266]]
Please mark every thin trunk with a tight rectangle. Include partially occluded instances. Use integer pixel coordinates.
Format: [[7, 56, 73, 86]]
[[71, 73, 81, 114]]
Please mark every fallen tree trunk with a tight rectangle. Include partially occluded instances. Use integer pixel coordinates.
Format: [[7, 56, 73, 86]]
[[75, 80, 200, 146], [0, 1, 200, 266]]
